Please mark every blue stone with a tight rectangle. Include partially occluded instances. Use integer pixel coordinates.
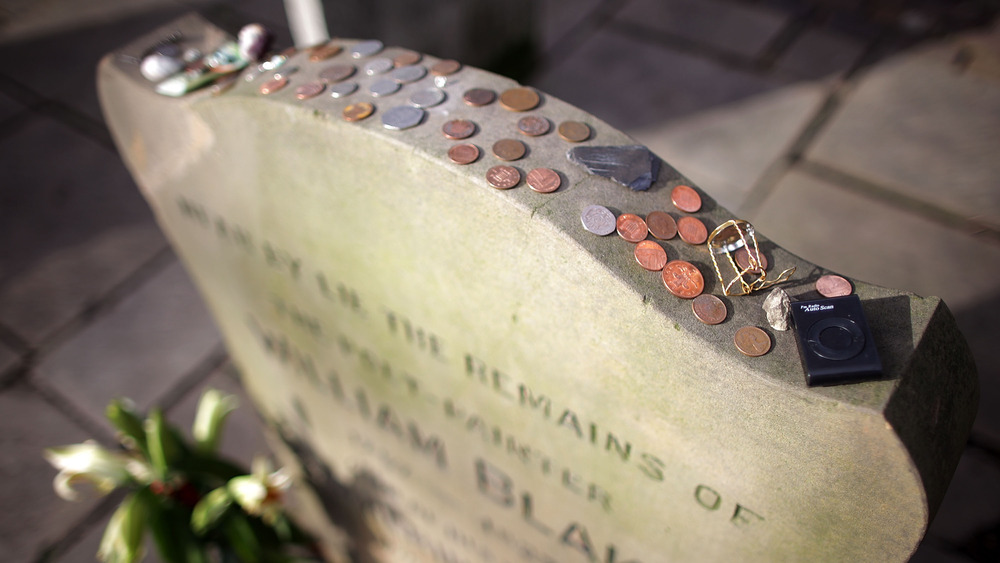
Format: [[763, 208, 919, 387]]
[[567, 145, 661, 191]]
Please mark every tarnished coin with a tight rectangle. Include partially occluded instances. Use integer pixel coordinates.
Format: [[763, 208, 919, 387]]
[[692, 294, 727, 325], [295, 81, 326, 99], [369, 78, 401, 97], [735, 246, 768, 273], [816, 274, 853, 297], [662, 260, 705, 299], [463, 88, 496, 107], [671, 185, 702, 213], [616, 213, 648, 243], [319, 63, 356, 83], [735, 326, 771, 357], [486, 165, 520, 189], [408, 88, 445, 108], [499, 87, 540, 112], [342, 101, 374, 122], [430, 59, 461, 76], [259, 77, 287, 95], [442, 119, 476, 140], [581, 205, 616, 236], [677, 216, 708, 245], [448, 143, 479, 165], [492, 139, 526, 161], [329, 82, 358, 98], [558, 121, 591, 142], [634, 240, 668, 271], [389, 65, 427, 83], [309, 43, 342, 62], [363, 57, 394, 76], [517, 116, 550, 137], [646, 211, 677, 240], [393, 50, 421, 67], [526, 168, 560, 193], [351, 40, 383, 58], [382, 105, 425, 130], [273, 66, 299, 80]]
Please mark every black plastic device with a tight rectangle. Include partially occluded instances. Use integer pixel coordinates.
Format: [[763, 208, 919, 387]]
[[790, 294, 883, 386]]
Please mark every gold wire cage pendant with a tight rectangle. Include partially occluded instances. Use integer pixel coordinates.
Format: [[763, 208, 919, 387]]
[[708, 219, 795, 296]]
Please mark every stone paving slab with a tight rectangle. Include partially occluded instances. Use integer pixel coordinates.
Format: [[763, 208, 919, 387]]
[[806, 36, 1000, 228], [0, 115, 167, 345], [775, 26, 867, 79], [538, 0, 604, 53], [0, 90, 25, 124], [34, 258, 223, 432], [0, 381, 104, 562], [0, 339, 18, 376], [925, 448, 1000, 546]]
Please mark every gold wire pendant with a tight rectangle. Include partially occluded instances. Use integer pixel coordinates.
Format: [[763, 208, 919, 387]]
[[708, 219, 795, 296]]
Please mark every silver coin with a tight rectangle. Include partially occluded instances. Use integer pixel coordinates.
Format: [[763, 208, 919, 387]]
[[388, 65, 427, 84], [382, 106, 425, 130], [408, 88, 445, 108], [329, 82, 358, 98], [351, 39, 384, 58], [369, 78, 401, 97], [363, 57, 394, 76], [581, 205, 616, 236]]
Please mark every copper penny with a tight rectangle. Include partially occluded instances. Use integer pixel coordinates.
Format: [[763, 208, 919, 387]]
[[634, 240, 668, 271], [486, 165, 520, 189], [661, 260, 705, 299], [430, 59, 461, 76], [295, 81, 325, 99], [616, 214, 648, 243], [816, 274, 853, 297], [734, 326, 771, 357], [309, 43, 342, 62], [259, 77, 288, 95], [671, 185, 702, 213], [558, 121, 591, 142], [734, 246, 768, 273], [677, 216, 708, 245], [448, 143, 479, 165], [692, 294, 727, 325], [526, 168, 560, 193], [499, 87, 540, 111], [463, 88, 496, 107], [646, 211, 677, 240], [319, 63, 356, 83], [517, 116, 550, 137], [342, 101, 374, 122], [392, 50, 422, 67], [492, 139, 526, 161], [442, 119, 476, 140]]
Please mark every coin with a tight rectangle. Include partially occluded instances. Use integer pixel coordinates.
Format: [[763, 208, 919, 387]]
[[526, 168, 560, 193], [486, 165, 520, 189], [273, 66, 298, 80], [369, 78, 401, 97], [734, 326, 771, 357], [662, 260, 704, 299], [692, 294, 726, 325], [382, 105, 425, 130], [442, 119, 476, 140], [517, 116, 550, 136], [309, 43, 342, 62], [408, 88, 445, 108], [671, 185, 702, 213], [259, 77, 287, 95], [558, 121, 591, 142], [646, 211, 677, 240], [816, 274, 852, 297], [448, 143, 479, 165], [677, 216, 708, 245], [492, 139, 526, 161], [616, 214, 648, 243], [393, 50, 421, 67], [329, 82, 358, 98], [295, 81, 325, 99], [363, 57, 394, 76], [581, 205, 616, 236], [634, 240, 668, 271], [389, 65, 426, 83], [343, 101, 374, 122], [463, 88, 496, 107], [430, 59, 461, 76], [499, 87, 540, 111], [351, 40, 383, 58], [735, 247, 768, 273], [319, 63, 356, 83]]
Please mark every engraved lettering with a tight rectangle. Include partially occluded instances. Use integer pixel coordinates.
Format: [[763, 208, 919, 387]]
[[261, 242, 302, 280], [638, 453, 665, 482], [558, 409, 584, 438], [476, 458, 515, 507], [605, 433, 631, 461], [695, 485, 722, 511], [386, 311, 446, 360], [561, 523, 597, 562], [731, 504, 765, 528], [519, 384, 552, 417], [521, 493, 553, 535], [177, 196, 210, 226]]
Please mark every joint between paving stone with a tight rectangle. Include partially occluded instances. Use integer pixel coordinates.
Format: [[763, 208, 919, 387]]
[[605, 19, 758, 73], [33, 490, 125, 563]]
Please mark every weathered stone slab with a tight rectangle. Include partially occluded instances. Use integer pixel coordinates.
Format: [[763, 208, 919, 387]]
[[98, 14, 977, 562]]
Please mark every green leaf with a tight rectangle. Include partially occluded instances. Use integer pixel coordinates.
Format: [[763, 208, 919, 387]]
[[192, 389, 239, 454], [223, 513, 262, 563], [97, 491, 147, 563], [105, 399, 148, 455], [139, 488, 203, 563], [144, 409, 182, 477], [191, 486, 234, 535]]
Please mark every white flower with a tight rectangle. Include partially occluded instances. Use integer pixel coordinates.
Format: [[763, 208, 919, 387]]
[[227, 456, 291, 524], [191, 388, 238, 453], [44, 441, 133, 501]]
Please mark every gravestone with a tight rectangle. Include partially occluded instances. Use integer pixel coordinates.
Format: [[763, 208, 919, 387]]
[[98, 14, 978, 562]]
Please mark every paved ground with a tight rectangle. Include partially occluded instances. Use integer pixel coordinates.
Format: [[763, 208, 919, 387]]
[[1, 0, 998, 561]]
